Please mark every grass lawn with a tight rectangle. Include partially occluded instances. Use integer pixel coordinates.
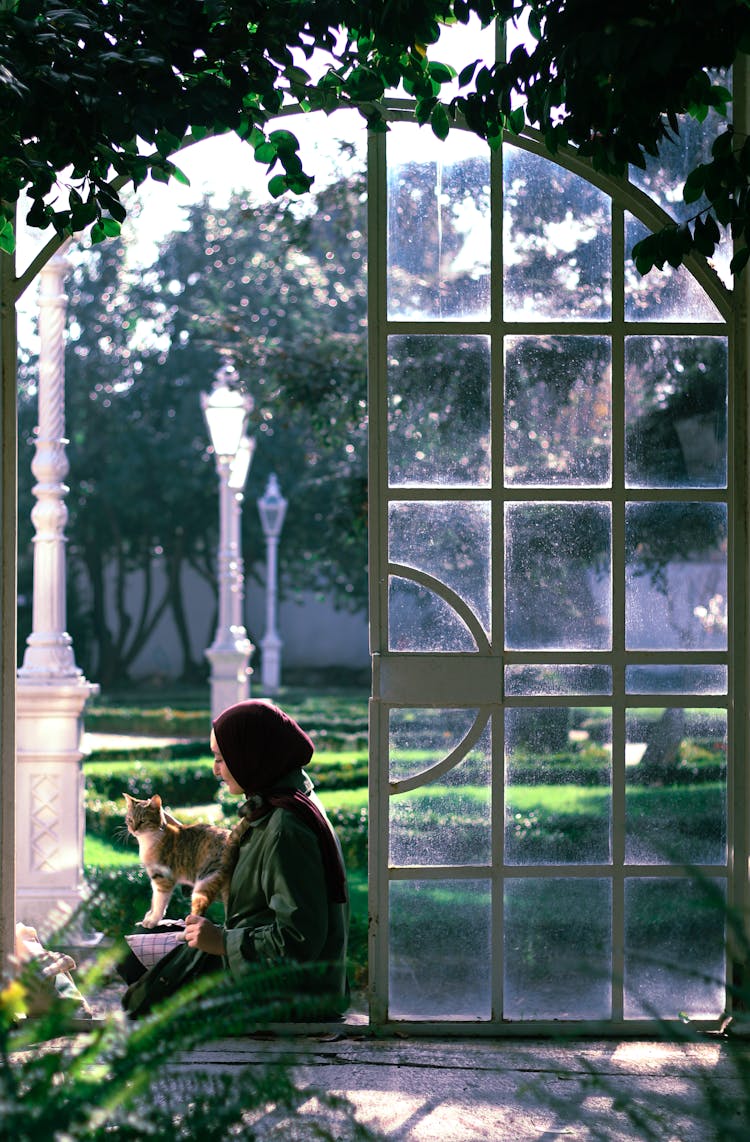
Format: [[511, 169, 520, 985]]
[[317, 786, 368, 812], [508, 783, 610, 814], [85, 834, 140, 866]]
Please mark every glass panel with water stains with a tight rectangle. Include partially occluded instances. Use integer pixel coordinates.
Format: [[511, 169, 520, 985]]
[[390, 735, 491, 867], [505, 664, 613, 696], [389, 501, 491, 637], [505, 707, 611, 865], [625, 502, 727, 650], [389, 707, 483, 783], [624, 878, 726, 1019], [625, 336, 727, 489], [388, 577, 478, 652], [505, 502, 611, 650], [389, 708, 491, 867], [628, 72, 732, 287], [504, 879, 612, 1020], [387, 125, 491, 321], [504, 335, 611, 486], [625, 708, 727, 865], [624, 215, 723, 322], [388, 334, 491, 488], [389, 879, 492, 1019], [625, 665, 728, 695], [504, 145, 611, 320]]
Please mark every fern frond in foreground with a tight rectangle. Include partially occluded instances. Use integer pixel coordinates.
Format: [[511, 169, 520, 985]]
[[0, 961, 380, 1141]]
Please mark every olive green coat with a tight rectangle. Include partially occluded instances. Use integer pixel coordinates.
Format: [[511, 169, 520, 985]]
[[223, 769, 349, 1007], [122, 769, 349, 1020]]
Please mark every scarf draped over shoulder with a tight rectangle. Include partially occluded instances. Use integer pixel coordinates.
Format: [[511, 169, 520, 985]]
[[214, 700, 347, 904]]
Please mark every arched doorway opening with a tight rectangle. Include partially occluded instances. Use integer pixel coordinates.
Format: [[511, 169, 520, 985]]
[[2, 66, 747, 1034]]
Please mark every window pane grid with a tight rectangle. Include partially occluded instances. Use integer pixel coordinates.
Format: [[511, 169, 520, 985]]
[[373, 121, 733, 1028]]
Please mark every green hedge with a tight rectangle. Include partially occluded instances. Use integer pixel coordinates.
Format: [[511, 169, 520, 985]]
[[85, 755, 369, 804], [82, 866, 223, 938], [84, 702, 369, 752], [86, 759, 220, 804]]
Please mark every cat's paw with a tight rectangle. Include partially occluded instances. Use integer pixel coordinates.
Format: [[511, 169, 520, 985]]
[[141, 915, 159, 929]]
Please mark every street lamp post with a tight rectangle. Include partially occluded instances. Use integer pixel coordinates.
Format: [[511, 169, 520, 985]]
[[201, 366, 255, 720], [258, 473, 287, 693]]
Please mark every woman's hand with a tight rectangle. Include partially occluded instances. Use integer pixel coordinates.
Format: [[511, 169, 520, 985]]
[[183, 914, 226, 956]]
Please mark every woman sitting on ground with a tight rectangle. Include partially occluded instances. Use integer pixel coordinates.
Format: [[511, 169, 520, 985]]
[[122, 698, 349, 1020]]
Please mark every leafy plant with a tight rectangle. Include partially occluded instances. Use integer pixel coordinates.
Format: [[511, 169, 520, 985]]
[[0, 959, 381, 1140], [1, 2, 746, 272]]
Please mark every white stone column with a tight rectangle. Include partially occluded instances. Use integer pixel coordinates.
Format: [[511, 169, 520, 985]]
[[16, 249, 98, 935], [1, 223, 18, 971]]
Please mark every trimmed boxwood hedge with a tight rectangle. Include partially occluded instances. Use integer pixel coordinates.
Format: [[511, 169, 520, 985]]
[[87, 760, 220, 805], [86, 755, 370, 802]]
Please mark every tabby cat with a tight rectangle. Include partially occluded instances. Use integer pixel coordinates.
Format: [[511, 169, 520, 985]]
[[123, 792, 232, 927]]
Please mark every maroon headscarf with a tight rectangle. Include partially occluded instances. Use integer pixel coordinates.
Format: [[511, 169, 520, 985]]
[[212, 699, 347, 904], [213, 699, 314, 794]]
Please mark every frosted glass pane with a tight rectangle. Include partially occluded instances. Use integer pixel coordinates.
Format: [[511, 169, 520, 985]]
[[505, 336, 611, 486], [390, 501, 491, 632], [625, 336, 727, 488], [387, 125, 490, 320], [390, 726, 491, 866], [504, 146, 611, 320], [389, 577, 477, 652], [626, 665, 727, 695], [625, 709, 726, 865], [505, 664, 612, 696], [505, 502, 611, 650], [505, 707, 611, 865], [504, 879, 612, 1019], [388, 335, 491, 487], [624, 879, 726, 1019], [389, 707, 483, 782], [389, 880, 491, 1019], [625, 503, 727, 650], [624, 215, 723, 322]]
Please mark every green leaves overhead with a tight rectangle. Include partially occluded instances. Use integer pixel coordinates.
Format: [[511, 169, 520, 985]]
[[0, 2, 749, 273]]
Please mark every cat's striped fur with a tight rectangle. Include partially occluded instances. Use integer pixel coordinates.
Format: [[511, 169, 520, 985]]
[[123, 792, 232, 926]]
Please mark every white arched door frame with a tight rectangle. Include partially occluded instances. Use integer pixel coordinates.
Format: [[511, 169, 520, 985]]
[[366, 89, 749, 1030], [1, 77, 749, 1026]]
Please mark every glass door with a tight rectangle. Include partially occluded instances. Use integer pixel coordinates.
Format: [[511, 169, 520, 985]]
[[367, 116, 736, 1031]]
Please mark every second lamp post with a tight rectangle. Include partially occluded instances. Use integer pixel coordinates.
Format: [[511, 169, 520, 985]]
[[201, 365, 255, 720]]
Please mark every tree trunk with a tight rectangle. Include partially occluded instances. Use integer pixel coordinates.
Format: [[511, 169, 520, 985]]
[[639, 708, 686, 781]]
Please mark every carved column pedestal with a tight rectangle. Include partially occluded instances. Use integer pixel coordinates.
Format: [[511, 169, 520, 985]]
[[15, 680, 95, 933], [15, 249, 98, 936]]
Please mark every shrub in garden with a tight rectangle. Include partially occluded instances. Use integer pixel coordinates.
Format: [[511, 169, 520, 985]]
[[83, 866, 155, 937], [86, 759, 219, 805], [327, 807, 368, 872]]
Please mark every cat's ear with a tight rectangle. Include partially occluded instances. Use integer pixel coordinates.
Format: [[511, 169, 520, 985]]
[[123, 792, 134, 805], [150, 793, 162, 808]]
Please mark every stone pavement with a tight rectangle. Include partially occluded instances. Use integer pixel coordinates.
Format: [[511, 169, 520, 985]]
[[177, 1028, 749, 1140], [80, 734, 750, 1138]]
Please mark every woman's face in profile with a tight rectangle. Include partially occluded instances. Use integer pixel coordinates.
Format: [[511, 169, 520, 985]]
[[210, 728, 244, 795]]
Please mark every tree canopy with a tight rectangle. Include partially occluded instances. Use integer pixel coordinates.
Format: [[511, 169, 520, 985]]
[[17, 168, 368, 685], [0, 1, 747, 272]]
